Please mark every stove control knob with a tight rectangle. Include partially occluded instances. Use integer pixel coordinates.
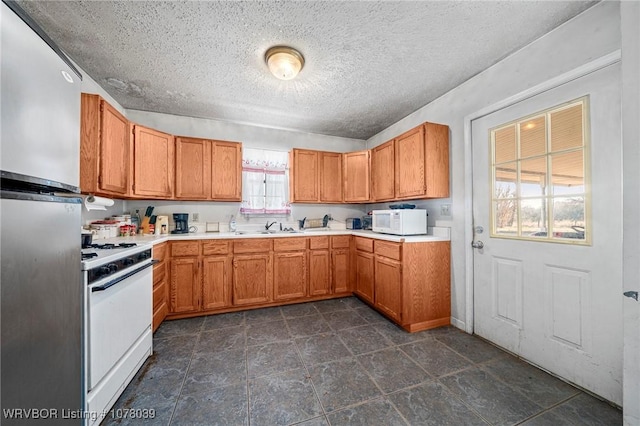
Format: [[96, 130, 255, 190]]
[[98, 266, 110, 278], [122, 258, 135, 267], [138, 251, 150, 260], [107, 263, 118, 273]]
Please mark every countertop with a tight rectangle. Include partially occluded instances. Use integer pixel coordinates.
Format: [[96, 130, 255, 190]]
[[94, 228, 450, 246]]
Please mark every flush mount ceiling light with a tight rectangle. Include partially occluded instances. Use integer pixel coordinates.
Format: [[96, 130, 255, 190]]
[[265, 46, 305, 81]]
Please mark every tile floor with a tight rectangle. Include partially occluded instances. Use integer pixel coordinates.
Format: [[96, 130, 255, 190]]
[[103, 297, 622, 425]]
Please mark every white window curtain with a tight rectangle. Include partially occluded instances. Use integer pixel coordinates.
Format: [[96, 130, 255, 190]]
[[240, 148, 291, 215]]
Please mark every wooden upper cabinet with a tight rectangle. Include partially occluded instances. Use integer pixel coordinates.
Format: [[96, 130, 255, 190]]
[[175, 137, 211, 199], [371, 140, 395, 201], [80, 93, 130, 196], [291, 149, 319, 202], [424, 122, 450, 198], [319, 151, 343, 203], [212, 141, 242, 201], [291, 149, 344, 203], [395, 122, 450, 199], [395, 126, 426, 199], [343, 150, 370, 202], [132, 125, 174, 198]]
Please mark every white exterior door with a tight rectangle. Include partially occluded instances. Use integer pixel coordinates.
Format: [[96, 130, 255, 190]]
[[471, 63, 622, 404]]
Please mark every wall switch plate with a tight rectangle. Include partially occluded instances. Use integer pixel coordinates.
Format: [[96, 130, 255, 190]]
[[193, 212, 200, 222], [440, 204, 452, 217]]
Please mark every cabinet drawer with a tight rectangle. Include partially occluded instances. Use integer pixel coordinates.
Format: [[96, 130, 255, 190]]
[[331, 235, 351, 249], [202, 240, 230, 256], [153, 279, 166, 309], [274, 237, 307, 252], [309, 236, 329, 250], [355, 237, 374, 252], [234, 238, 272, 253], [153, 243, 167, 262], [171, 241, 200, 257], [153, 262, 165, 284], [375, 241, 402, 260]]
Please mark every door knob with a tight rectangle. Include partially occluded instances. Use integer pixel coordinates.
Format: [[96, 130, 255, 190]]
[[471, 240, 484, 249]]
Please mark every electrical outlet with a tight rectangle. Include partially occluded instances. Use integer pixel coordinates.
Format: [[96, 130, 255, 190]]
[[193, 212, 200, 222], [440, 204, 452, 217]]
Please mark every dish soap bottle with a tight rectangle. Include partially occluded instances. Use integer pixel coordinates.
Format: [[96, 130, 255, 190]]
[[229, 215, 237, 232]]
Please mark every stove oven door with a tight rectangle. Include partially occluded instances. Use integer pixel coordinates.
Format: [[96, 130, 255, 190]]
[[87, 262, 153, 390]]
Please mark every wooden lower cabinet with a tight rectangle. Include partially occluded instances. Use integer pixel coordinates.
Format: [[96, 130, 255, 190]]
[[273, 252, 307, 300], [331, 249, 350, 294], [364, 240, 451, 332], [160, 236, 449, 335], [309, 250, 330, 296], [233, 254, 272, 305], [202, 256, 232, 310], [170, 257, 200, 313], [354, 250, 374, 304], [374, 256, 402, 322]]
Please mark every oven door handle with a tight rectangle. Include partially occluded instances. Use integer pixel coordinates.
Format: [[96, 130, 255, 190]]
[[91, 260, 159, 292]]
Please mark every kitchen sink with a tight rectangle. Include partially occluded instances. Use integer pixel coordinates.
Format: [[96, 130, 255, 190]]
[[235, 230, 302, 235]]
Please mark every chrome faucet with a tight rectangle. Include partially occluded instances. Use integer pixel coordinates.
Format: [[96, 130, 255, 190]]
[[265, 221, 277, 230]]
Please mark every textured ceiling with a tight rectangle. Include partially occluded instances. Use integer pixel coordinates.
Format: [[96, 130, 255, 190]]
[[17, 1, 597, 140]]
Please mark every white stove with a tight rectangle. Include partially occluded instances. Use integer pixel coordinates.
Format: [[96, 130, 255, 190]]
[[82, 242, 154, 425]]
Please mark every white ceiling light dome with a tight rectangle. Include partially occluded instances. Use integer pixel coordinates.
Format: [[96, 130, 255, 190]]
[[265, 46, 305, 80]]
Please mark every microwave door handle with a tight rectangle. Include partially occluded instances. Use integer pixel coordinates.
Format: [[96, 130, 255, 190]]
[[91, 260, 158, 292]]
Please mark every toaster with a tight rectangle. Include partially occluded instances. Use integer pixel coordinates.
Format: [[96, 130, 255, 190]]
[[346, 217, 362, 230]]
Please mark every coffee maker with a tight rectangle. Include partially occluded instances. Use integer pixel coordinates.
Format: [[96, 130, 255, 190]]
[[172, 213, 189, 234]]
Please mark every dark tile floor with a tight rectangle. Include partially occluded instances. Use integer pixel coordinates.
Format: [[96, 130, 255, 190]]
[[103, 297, 622, 426]]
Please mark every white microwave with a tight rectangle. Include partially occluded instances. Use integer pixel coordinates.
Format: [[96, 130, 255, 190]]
[[372, 209, 427, 235]]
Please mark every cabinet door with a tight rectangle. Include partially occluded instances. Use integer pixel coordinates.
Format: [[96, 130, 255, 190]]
[[344, 150, 370, 202], [170, 257, 200, 313], [175, 137, 211, 199], [309, 250, 330, 296], [395, 126, 426, 199], [320, 151, 343, 202], [132, 125, 174, 198], [371, 140, 395, 201], [233, 254, 272, 306], [273, 252, 307, 301], [202, 256, 232, 310], [354, 251, 374, 303], [374, 256, 403, 322], [212, 141, 242, 200], [424, 122, 450, 198], [332, 248, 350, 294], [291, 149, 319, 202], [99, 100, 130, 195]]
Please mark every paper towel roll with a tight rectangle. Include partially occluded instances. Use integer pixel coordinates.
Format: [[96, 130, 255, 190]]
[[84, 195, 114, 211]]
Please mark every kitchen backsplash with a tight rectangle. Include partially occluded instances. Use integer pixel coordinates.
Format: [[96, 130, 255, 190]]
[[83, 199, 367, 231], [82, 198, 455, 230]]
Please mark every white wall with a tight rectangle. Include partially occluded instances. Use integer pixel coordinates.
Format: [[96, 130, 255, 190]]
[[365, 1, 621, 327]]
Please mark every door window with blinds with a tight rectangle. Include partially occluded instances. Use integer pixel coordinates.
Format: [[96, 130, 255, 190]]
[[490, 97, 590, 244]]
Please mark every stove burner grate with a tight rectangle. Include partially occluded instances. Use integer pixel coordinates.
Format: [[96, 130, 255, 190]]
[[82, 252, 98, 261], [90, 243, 138, 250]]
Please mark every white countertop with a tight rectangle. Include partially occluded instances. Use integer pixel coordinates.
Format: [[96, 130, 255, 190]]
[[95, 228, 450, 246]]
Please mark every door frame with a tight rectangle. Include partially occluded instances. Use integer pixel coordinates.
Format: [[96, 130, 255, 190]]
[[462, 50, 621, 334]]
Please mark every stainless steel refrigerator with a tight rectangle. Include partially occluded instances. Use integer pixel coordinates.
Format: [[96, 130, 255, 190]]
[[1, 1, 84, 423]]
